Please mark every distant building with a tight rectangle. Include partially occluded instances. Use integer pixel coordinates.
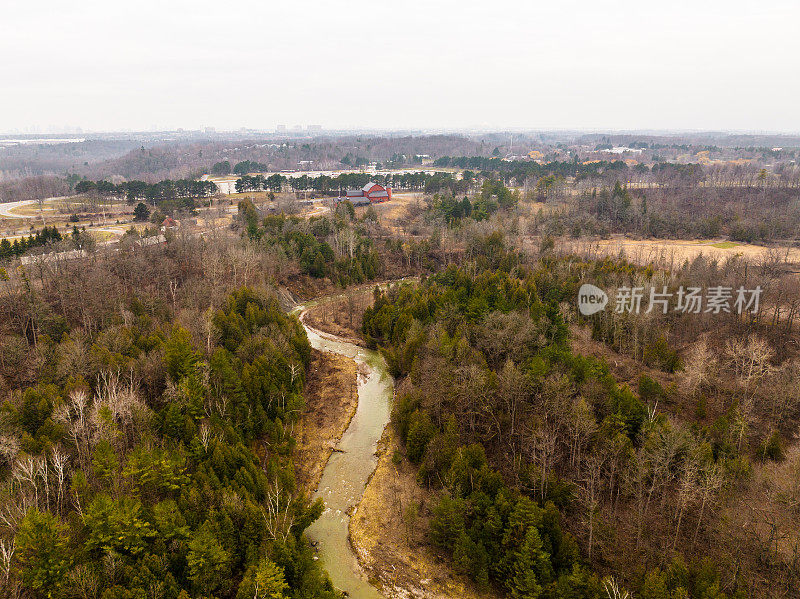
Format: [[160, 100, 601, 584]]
[[161, 217, 179, 232], [345, 182, 392, 204], [604, 146, 643, 154]]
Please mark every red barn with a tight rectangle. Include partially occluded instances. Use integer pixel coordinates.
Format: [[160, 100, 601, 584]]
[[345, 181, 392, 203]]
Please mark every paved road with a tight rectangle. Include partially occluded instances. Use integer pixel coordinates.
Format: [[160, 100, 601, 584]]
[[0, 196, 78, 219], [0, 199, 38, 218]]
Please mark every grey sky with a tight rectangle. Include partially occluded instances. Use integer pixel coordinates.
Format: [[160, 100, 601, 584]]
[[2, 0, 799, 133]]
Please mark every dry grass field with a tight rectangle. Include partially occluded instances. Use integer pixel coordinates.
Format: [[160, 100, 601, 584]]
[[559, 235, 800, 266]]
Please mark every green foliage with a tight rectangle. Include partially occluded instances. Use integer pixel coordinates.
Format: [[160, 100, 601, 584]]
[[237, 557, 289, 599], [75, 177, 215, 212], [362, 264, 564, 359], [633, 557, 741, 599], [369, 264, 726, 597], [91, 439, 119, 485], [187, 522, 231, 595], [759, 430, 785, 462], [163, 327, 199, 382], [16, 509, 70, 596], [133, 202, 150, 221], [640, 569, 669, 599], [638, 375, 666, 404], [233, 160, 268, 175], [2, 286, 337, 599], [594, 181, 633, 225], [429, 495, 466, 549], [4, 383, 64, 453], [209, 288, 310, 441], [211, 160, 231, 175], [0, 226, 62, 260], [405, 410, 436, 463], [239, 198, 262, 239], [123, 444, 188, 497], [252, 213, 382, 285], [453, 532, 489, 588], [83, 495, 155, 556], [643, 335, 682, 373]]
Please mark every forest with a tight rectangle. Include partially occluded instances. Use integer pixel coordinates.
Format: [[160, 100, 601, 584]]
[[361, 251, 755, 597], [0, 235, 346, 599], [2, 136, 800, 598]]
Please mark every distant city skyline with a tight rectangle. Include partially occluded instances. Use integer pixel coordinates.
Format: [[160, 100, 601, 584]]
[[5, 126, 800, 137], [2, 0, 799, 134]]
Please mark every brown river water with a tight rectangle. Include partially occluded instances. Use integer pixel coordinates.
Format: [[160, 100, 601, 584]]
[[294, 302, 393, 598]]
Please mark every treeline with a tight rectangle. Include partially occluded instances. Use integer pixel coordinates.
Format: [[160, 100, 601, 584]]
[[361, 243, 748, 598], [433, 156, 800, 189], [0, 176, 72, 204], [0, 226, 62, 260], [233, 171, 455, 195], [433, 156, 630, 182], [74, 178, 217, 208], [211, 160, 270, 176], [540, 182, 800, 242], [0, 226, 98, 263], [0, 239, 341, 598]]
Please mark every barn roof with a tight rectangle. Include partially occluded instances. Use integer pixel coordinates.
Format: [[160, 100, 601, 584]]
[[362, 182, 380, 192]]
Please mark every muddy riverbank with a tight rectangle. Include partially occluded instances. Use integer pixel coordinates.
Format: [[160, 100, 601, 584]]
[[296, 306, 392, 599]]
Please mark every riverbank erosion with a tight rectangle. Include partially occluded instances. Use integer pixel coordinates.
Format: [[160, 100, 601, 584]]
[[298, 290, 492, 599], [295, 348, 360, 495], [349, 426, 497, 599], [295, 305, 391, 598]]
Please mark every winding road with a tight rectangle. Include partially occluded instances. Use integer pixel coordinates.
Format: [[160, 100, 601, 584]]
[[0, 199, 39, 218]]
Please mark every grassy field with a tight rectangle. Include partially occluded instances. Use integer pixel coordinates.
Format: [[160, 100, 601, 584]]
[[562, 236, 800, 266], [0, 195, 154, 245], [708, 240, 741, 249]]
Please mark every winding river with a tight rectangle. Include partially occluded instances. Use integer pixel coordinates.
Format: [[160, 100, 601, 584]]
[[294, 303, 393, 598]]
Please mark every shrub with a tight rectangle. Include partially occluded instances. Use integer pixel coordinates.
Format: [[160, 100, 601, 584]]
[[643, 336, 682, 373], [759, 430, 785, 462], [638, 374, 666, 403]]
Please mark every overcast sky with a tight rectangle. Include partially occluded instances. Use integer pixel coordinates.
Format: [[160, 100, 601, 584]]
[[2, 0, 799, 133]]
